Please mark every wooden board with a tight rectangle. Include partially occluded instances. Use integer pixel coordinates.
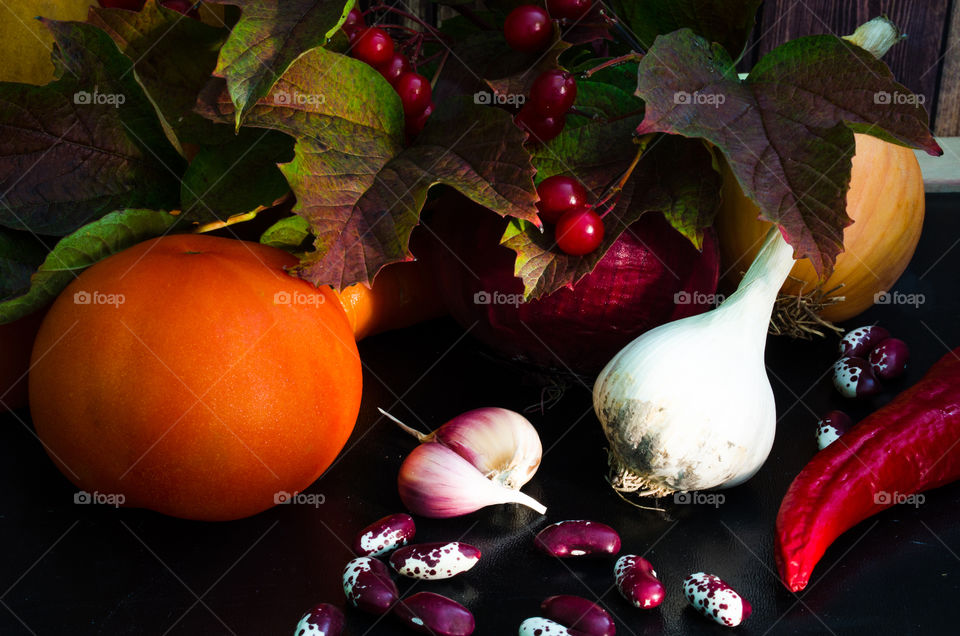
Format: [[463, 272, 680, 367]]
[[935, 0, 960, 136], [749, 1, 950, 125]]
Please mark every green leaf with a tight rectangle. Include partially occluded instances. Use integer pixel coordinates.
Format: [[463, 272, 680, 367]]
[[608, 0, 762, 60], [180, 129, 294, 222], [634, 29, 942, 276], [88, 0, 231, 145], [0, 229, 47, 301], [209, 0, 354, 128], [0, 20, 185, 236], [507, 135, 720, 299], [261, 215, 312, 251], [0, 209, 180, 323]]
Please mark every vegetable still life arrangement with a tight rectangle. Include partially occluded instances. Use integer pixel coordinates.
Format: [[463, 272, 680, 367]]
[[0, 0, 956, 633]]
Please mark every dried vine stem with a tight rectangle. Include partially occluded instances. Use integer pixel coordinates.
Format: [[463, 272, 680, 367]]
[[768, 279, 846, 339]]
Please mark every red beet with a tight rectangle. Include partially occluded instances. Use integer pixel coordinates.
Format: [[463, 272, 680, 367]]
[[419, 193, 720, 372]]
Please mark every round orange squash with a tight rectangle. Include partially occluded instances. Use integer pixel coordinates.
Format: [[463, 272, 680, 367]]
[[716, 133, 925, 323], [29, 234, 362, 521]]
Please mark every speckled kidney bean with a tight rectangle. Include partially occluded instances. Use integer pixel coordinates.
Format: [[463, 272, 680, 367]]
[[293, 603, 344, 636], [519, 617, 591, 635], [534, 520, 621, 557], [840, 325, 890, 357], [833, 357, 881, 398], [868, 338, 910, 380], [614, 555, 664, 609], [389, 542, 481, 580], [540, 595, 615, 636], [683, 572, 751, 627], [816, 410, 853, 450], [393, 591, 476, 636], [342, 557, 398, 615], [353, 513, 416, 557]]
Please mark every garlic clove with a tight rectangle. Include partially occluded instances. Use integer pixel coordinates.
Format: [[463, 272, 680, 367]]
[[381, 407, 543, 490], [398, 442, 547, 518]]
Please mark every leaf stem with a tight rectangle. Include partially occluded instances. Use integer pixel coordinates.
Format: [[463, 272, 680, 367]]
[[378, 408, 432, 442], [194, 208, 264, 234], [579, 52, 644, 79], [594, 143, 644, 216]]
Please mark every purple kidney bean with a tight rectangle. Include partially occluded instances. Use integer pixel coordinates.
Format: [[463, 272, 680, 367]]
[[389, 542, 481, 580], [833, 357, 881, 398], [293, 603, 344, 636], [393, 592, 476, 636], [869, 338, 910, 380], [816, 410, 853, 450], [354, 513, 416, 557], [683, 572, 751, 627], [840, 325, 890, 358], [519, 617, 591, 635], [541, 595, 615, 636], [534, 520, 621, 558], [614, 555, 664, 609], [342, 557, 398, 615]]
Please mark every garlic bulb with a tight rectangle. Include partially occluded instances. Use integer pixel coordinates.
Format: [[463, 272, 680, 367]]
[[594, 228, 795, 496]]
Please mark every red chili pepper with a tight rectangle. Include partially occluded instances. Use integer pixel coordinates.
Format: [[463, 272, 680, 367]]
[[775, 347, 960, 592]]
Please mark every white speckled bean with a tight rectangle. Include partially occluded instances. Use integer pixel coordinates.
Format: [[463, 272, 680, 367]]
[[342, 557, 398, 615], [293, 603, 344, 636], [518, 617, 590, 635], [683, 572, 751, 628], [840, 325, 890, 358], [353, 513, 416, 557], [389, 542, 481, 580], [833, 357, 880, 398]]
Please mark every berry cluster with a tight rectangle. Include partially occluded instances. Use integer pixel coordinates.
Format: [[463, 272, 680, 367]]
[[536, 176, 604, 255], [515, 68, 577, 144], [342, 9, 434, 138]]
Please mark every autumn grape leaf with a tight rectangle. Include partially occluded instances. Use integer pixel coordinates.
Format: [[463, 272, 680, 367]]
[[0, 20, 185, 236], [88, 0, 231, 145], [507, 135, 720, 299], [608, 0, 762, 59], [0, 209, 180, 324], [260, 215, 311, 251], [634, 29, 942, 276], [208, 0, 354, 128], [180, 129, 294, 221]]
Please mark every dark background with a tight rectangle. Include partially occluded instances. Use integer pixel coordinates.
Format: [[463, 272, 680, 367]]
[[1, 194, 958, 634]]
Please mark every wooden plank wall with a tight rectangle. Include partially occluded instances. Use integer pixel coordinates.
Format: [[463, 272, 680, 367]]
[[936, 0, 960, 135]]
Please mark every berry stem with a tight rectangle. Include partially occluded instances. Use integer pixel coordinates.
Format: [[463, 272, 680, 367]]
[[599, 9, 646, 52], [366, 4, 449, 43], [594, 143, 644, 216], [579, 52, 644, 79]]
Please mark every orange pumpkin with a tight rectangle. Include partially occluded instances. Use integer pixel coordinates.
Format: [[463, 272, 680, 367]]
[[716, 134, 925, 323]]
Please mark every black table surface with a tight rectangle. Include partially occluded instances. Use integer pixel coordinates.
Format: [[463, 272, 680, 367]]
[[1, 194, 958, 636]]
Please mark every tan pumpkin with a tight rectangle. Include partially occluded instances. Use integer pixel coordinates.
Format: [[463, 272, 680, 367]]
[[716, 133, 925, 324]]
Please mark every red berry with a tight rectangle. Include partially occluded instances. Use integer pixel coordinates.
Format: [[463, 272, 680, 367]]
[[529, 69, 577, 116], [504, 5, 553, 52], [515, 103, 566, 144], [376, 53, 411, 86], [546, 0, 594, 21], [536, 175, 588, 223], [98, 0, 145, 9], [344, 8, 365, 29], [352, 27, 395, 67], [406, 101, 434, 138], [395, 73, 432, 117], [555, 206, 604, 255]]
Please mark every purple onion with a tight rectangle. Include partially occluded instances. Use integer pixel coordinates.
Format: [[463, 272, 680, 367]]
[[535, 520, 621, 558], [393, 592, 475, 635]]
